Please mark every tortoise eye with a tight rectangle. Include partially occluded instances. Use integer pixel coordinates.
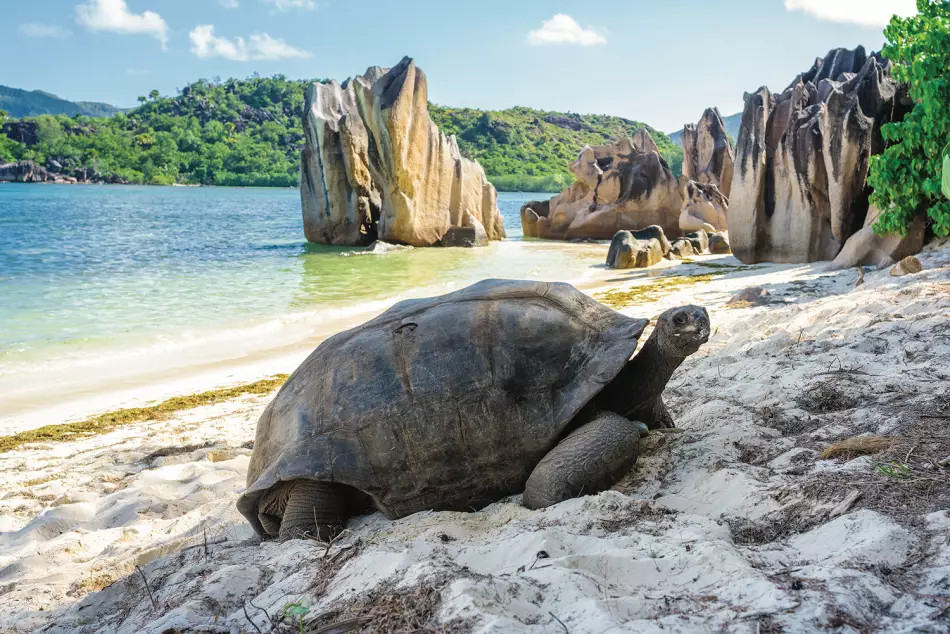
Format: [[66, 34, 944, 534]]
[[673, 313, 688, 326]]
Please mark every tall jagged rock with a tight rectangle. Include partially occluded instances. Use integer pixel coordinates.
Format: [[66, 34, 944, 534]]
[[300, 57, 505, 247], [681, 107, 735, 198], [728, 47, 913, 264], [520, 130, 682, 240]]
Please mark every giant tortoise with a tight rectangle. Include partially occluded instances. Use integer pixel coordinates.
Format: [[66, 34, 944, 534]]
[[237, 279, 709, 541]]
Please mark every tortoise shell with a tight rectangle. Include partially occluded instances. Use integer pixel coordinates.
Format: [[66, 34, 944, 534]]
[[237, 279, 647, 534]]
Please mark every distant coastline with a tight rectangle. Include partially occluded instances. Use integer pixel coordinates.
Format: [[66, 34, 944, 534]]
[[0, 161, 559, 193], [1, 75, 685, 195]]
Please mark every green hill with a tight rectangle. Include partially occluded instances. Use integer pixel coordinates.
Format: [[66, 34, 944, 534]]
[[429, 106, 683, 191], [0, 76, 313, 186], [0, 75, 683, 191], [0, 85, 125, 119]]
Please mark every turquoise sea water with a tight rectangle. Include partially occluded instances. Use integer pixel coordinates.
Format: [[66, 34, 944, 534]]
[[0, 185, 611, 382]]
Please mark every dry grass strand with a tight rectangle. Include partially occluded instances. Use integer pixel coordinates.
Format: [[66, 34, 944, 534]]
[[820, 436, 894, 460]]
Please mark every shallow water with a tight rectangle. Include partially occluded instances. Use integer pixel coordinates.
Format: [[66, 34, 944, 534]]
[[0, 185, 610, 385]]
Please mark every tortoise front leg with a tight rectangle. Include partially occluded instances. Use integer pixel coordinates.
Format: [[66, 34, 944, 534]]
[[522, 411, 646, 510], [276, 480, 350, 543], [650, 396, 675, 429]]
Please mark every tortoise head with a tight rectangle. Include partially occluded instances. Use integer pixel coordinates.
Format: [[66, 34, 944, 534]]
[[655, 305, 710, 357]]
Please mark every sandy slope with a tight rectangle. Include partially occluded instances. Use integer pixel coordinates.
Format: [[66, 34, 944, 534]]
[[2, 246, 949, 633]]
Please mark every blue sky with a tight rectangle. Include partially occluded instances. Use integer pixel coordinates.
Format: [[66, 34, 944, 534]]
[[3, 0, 916, 131]]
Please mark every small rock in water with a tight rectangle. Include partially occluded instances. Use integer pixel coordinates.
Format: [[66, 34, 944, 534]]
[[606, 231, 664, 269], [630, 225, 672, 256], [439, 227, 483, 248], [890, 256, 922, 276], [634, 238, 665, 268], [462, 211, 490, 247]]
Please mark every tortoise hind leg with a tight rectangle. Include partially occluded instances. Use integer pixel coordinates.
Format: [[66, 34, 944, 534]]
[[522, 412, 645, 510], [278, 480, 350, 543]]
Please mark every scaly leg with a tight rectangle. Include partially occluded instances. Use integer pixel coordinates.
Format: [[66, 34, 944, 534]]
[[271, 480, 350, 543], [522, 411, 642, 510]]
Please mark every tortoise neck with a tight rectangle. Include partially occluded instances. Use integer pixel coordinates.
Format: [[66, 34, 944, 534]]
[[598, 329, 685, 419], [628, 330, 684, 405]]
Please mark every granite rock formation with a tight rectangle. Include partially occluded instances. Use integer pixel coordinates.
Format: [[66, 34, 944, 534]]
[[670, 239, 695, 258], [629, 225, 672, 256], [728, 47, 913, 264], [520, 131, 683, 240], [708, 232, 732, 254], [0, 160, 77, 184], [685, 230, 709, 254], [681, 108, 735, 198], [300, 57, 505, 247], [440, 212, 490, 247], [827, 205, 925, 270], [606, 231, 665, 269], [0, 161, 48, 183], [680, 181, 729, 233]]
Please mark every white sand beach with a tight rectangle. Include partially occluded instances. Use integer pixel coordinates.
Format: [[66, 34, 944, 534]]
[[2, 243, 949, 633]]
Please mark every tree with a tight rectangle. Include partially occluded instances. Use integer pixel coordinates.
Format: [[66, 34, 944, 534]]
[[0, 110, 19, 163], [138, 96, 147, 104], [868, 0, 950, 237], [149, 89, 160, 101]]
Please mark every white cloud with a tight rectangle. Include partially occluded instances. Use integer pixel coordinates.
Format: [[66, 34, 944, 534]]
[[784, 0, 917, 28], [18, 23, 71, 38], [249, 33, 313, 60], [220, 0, 240, 7], [263, 0, 315, 11], [190, 25, 246, 59], [75, 0, 169, 49], [189, 25, 312, 61], [528, 14, 606, 46]]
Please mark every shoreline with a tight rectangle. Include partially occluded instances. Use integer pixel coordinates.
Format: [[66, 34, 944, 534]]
[[2, 243, 947, 632], [0, 248, 784, 436], [0, 179, 558, 195]]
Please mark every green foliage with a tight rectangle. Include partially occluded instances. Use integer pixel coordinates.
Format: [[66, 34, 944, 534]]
[[283, 601, 309, 634], [0, 109, 15, 163], [488, 172, 573, 193], [429, 105, 684, 191], [0, 74, 316, 187], [869, 0, 950, 237], [874, 460, 913, 479]]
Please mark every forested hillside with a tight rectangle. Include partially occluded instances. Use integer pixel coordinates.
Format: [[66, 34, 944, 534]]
[[0, 75, 683, 191], [0, 76, 312, 187], [429, 106, 683, 191]]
